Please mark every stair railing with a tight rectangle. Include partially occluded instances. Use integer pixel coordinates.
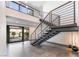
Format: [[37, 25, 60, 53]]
[[30, 12, 60, 42], [30, 1, 76, 42]]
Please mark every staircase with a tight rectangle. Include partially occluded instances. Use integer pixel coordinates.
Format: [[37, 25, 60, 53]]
[[30, 1, 78, 46]]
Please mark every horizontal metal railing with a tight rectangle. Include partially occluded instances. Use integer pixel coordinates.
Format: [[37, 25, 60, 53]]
[[31, 1, 76, 41], [52, 1, 75, 25]]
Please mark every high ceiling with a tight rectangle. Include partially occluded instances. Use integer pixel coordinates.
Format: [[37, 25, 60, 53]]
[[26, 1, 46, 9], [24, 1, 68, 12], [22, 1, 46, 11]]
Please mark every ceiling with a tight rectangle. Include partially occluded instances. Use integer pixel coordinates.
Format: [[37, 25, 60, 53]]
[[22, 1, 46, 11], [24, 1, 68, 12], [26, 1, 46, 9], [6, 16, 39, 27]]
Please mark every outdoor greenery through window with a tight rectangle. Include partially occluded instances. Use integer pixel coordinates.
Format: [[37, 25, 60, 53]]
[[7, 1, 33, 16]]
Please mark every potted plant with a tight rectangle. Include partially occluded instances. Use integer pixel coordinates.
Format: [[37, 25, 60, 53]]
[[11, 32, 16, 38]]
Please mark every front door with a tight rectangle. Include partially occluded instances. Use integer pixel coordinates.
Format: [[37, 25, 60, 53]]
[[7, 25, 29, 43]]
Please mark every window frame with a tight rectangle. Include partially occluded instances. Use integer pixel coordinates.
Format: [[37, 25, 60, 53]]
[[19, 5, 28, 14], [27, 8, 34, 16], [6, 1, 40, 18], [7, 1, 20, 11]]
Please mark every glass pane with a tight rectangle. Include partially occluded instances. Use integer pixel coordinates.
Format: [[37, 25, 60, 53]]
[[8, 2, 19, 10], [9, 26, 22, 42], [20, 6, 28, 13], [24, 28, 29, 41], [28, 9, 33, 15]]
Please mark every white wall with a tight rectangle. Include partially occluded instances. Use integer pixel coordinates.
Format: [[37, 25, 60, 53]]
[[48, 32, 79, 48], [0, 2, 7, 56], [4, 8, 39, 23], [48, 32, 70, 45], [43, 1, 68, 12], [6, 17, 38, 27], [29, 27, 36, 40], [41, 1, 68, 18], [75, 1, 79, 26]]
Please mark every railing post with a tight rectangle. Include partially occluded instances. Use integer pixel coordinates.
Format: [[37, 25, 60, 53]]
[[35, 31, 36, 40], [50, 12, 52, 28], [58, 16, 60, 26], [41, 23, 42, 37], [74, 1, 76, 24]]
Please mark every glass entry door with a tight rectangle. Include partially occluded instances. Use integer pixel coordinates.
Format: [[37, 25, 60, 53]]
[[7, 25, 29, 43], [9, 26, 22, 43]]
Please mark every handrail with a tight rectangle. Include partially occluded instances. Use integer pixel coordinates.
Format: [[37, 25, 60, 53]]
[[31, 1, 75, 40], [41, 15, 60, 33], [31, 22, 42, 35], [31, 14, 60, 37], [43, 1, 72, 20], [31, 1, 72, 35]]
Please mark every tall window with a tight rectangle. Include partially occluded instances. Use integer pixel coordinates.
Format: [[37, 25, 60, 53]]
[[8, 2, 19, 11]]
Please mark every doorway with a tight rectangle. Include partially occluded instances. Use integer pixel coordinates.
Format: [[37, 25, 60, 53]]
[[7, 25, 29, 43]]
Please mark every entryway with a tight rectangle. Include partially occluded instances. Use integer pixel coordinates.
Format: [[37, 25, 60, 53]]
[[7, 25, 29, 43]]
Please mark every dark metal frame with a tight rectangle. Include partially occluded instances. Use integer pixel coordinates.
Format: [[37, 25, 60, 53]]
[[19, 1, 40, 12], [7, 25, 23, 43], [7, 25, 29, 43]]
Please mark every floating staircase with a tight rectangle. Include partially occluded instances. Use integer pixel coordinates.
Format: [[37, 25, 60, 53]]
[[30, 1, 78, 46]]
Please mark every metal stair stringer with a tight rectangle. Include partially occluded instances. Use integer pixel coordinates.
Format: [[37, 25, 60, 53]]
[[31, 23, 78, 46]]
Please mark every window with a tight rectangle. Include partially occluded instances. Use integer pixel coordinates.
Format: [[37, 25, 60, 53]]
[[28, 9, 33, 15], [8, 2, 19, 11], [6, 1, 40, 17], [20, 6, 28, 13]]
